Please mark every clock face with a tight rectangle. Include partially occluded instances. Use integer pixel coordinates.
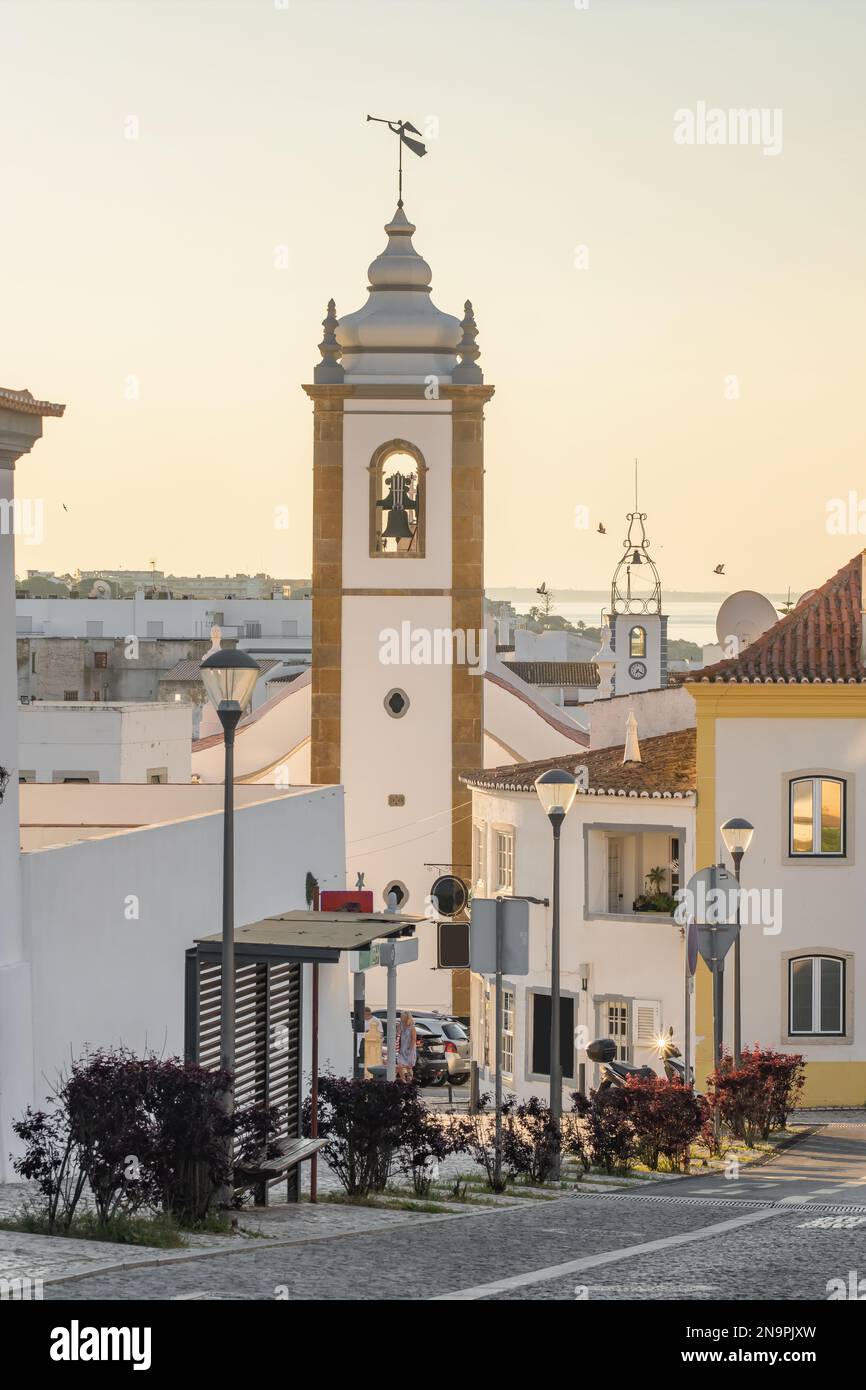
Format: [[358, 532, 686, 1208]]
[[629, 660, 647, 680]]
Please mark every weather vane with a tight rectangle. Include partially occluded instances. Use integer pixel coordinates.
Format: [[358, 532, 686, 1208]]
[[366, 115, 427, 206]]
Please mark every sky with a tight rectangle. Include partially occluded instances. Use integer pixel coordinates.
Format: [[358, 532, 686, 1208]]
[[2, 0, 865, 596]]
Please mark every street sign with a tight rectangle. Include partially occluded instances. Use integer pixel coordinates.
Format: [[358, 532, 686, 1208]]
[[676, 864, 739, 927], [470, 898, 530, 976], [687, 919, 699, 975], [697, 922, 739, 968], [377, 936, 419, 968], [438, 920, 469, 969], [348, 944, 380, 972]]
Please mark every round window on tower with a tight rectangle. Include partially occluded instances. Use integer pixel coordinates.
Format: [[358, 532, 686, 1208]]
[[384, 880, 408, 910], [384, 688, 410, 719]]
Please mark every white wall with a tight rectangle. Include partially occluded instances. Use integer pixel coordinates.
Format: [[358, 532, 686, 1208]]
[[18, 702, 192, 783], [589, 685, 695, 750], [9, 786, 350, 1178], [713, 715, 866, 1068], [16, 595, 311, 645]]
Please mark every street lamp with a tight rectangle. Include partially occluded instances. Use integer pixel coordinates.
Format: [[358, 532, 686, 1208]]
[[200, 646, 260, 1203], [534, 767, 578, 1179], [720, 817, 754, 1061]]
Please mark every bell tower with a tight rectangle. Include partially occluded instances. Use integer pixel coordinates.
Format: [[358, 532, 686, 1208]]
[[303, 206, 493, 1013], [606, 499, 668, 696]]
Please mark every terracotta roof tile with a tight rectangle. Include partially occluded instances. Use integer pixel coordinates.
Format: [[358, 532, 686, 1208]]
[[682, 551, 865, 684], [461, 727, 695, 797], [504, 660, 599, 687]]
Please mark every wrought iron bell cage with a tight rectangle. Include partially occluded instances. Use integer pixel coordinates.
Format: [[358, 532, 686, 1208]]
[[610, 511, 662, 615]]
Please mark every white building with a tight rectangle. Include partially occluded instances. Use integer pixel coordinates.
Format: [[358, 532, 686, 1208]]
[[18, 701, 193, 784], [463, 719, 696, 1101], [16, 593, 312, 666]]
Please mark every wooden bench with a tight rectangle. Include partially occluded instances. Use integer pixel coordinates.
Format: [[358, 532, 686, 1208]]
[[234, 1136, 327, 1206]]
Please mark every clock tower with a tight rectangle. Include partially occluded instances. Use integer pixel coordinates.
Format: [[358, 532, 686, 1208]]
[[606, 504, 668, 696], [303, 205, 493, 1013]]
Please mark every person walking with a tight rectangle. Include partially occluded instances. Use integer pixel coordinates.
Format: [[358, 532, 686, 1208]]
[[363, 1007, 383, 1078], [395, 1010, 417, 1083]]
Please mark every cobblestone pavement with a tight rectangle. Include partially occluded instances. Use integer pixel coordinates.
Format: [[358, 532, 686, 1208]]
[[24, 1119, 865, 1301]]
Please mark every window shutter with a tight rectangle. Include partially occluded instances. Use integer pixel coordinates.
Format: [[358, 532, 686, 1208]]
[[633, 998, 661, 1049]]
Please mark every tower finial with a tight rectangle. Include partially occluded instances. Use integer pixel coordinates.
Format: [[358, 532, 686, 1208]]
[[314, 298, 344, 383], [452, 300, 483, 383]]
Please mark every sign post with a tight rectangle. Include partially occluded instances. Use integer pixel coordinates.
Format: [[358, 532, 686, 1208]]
[[470, 897, 530, 1191], [377, 937, 419, 1082]]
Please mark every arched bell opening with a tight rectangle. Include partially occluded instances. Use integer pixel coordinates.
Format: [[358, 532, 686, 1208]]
[[368, 439, 427, 558]]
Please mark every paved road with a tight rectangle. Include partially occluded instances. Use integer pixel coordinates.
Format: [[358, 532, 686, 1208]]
[[43, 1122, 866, 1302]]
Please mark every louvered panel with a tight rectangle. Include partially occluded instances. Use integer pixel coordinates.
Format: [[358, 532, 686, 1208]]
[[188, 955, 302, 1166]]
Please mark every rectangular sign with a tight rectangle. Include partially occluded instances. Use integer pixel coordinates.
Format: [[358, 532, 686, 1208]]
[[377, 936, 419, 967], [469, 898, 530, 976]]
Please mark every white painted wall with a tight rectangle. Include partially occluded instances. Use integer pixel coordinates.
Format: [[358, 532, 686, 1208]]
[[713, 715, 866, 1068], [589, 685, 695, 749], [469, 786, 695, 1104], [16, 595, 311, 648], [191, 674, 312, 785], [8, 786, 350, 1178], [18, 702, 192, 783]]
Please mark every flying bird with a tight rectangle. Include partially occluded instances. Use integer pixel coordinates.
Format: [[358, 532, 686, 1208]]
[[713, 563, 725, 575], [597, 523, 606, 535], [62, 503, 68, 512]]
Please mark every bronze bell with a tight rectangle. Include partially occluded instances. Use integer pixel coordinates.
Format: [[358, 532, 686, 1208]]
[[382, 507, 414, 541]]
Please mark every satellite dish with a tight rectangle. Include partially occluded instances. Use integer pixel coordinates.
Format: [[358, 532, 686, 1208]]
[[796, 589, 817, 608], [716, 590, 778, 654], [88, 579, 112, 599]]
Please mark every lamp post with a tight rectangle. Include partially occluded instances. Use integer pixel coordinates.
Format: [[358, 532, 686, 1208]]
[[720, 817, 754, 1061], [534, 768, 578, 1179], [200, 645, 260, 1203]]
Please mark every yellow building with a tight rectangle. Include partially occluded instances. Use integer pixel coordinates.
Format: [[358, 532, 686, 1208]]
[[685, 551, 866, 1107]]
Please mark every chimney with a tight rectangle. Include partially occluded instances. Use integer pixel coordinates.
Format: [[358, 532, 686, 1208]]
[[623, 709, 641, 764]]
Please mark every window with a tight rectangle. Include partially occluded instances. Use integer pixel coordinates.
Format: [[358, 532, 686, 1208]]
[[669, 835, 681, 896], [790, 776, 845, 856], [281, 619, 299, 637], [94, 651, 108, 669], [383, 688, 409, 719], [472, 822, 486, 890], [502, 988, 515, 1076], [789, 956, 845, 1036], [85, 621, 104, 637], [147, 769, 168, 785], [31, 652, 36, 673], [606, 1000, 631, 1062], [607, 836, 623, 912], [494, 829, 514, 892], [530, 993, 575, 1080], [146, 621, 164, 639], [629, 626, 646, 658], [63, 690, 78, 702], [369, 440, 427, 558]]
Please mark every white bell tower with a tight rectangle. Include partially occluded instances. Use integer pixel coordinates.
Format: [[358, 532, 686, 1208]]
[[303, 205, 493, 1015]]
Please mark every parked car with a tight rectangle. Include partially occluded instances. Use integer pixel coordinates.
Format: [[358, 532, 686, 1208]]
[[373, 1012, 449, 1087], [373, 1009, 470, 1086]]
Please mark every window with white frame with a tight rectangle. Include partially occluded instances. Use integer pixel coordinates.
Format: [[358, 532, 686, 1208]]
[[789, 776, 845, 856], [606, 1000, 631, 1062], [789, 955, 845, 1036], [494, 828, 514, 893], [629, 626, 646, 658], [472, 822, 486, 891], [502, 987, 515, 1076]]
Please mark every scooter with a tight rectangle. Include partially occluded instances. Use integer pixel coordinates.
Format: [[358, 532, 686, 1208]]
[[658, 1030, 694, 1086], [586, 1037, 655, 1091]]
